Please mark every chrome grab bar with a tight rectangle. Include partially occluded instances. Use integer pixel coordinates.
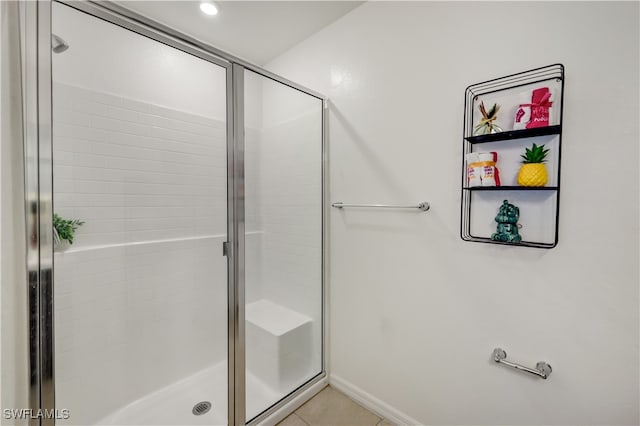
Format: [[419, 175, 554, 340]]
[[331, 201, 430, 212], [493, 348, 552, 379]]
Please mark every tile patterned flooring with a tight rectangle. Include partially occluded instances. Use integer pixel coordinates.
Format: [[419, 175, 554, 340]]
[[277, 386, 394, 426]]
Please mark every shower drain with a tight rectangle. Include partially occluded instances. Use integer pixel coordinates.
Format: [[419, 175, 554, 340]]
[[192, 401, 212, 416]]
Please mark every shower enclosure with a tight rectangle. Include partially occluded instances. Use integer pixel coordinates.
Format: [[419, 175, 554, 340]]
[[22, 1, 325, 425]]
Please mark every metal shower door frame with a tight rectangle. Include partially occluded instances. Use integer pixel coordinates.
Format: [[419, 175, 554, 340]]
[[24, 1, 327, 425], [22, 2, 54, 424]]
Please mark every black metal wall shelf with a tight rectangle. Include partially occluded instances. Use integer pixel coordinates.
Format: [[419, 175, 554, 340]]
[[463, 236, 556, 249], [460, 64, 564, 249], [465, 125, 561, 144], [464, 186, 558, 191]]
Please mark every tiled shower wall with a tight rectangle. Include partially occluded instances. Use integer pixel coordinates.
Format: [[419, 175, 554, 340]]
[[53, 83, 227, 243], [52, 82, 237, 425]]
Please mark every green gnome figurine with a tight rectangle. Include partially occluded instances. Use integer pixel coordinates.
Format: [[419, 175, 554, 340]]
[[491, 200, 522, 243]]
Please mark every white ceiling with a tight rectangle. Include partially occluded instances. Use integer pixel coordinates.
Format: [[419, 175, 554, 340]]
[[113, 1, 364, 65]]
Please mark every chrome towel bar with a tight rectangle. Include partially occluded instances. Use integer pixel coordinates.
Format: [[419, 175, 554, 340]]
[[493, 348, 552, 379], [331, 201, 430, 212]]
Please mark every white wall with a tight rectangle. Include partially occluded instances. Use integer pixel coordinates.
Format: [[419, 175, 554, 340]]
[[266, 2, 639, 425]]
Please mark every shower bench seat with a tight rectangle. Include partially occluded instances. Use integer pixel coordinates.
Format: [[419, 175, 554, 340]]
[[245, 299, 313, 394]]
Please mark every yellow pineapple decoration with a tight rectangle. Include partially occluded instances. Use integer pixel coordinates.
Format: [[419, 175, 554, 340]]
[[517, 143, 549, 186]]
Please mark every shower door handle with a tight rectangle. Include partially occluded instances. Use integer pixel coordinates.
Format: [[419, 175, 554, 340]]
[[222, 241, 229, 256]]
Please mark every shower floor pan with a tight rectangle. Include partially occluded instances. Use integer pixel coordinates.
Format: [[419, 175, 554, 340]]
[[96, 300, 315, 425], [96, 361, 277, 425]]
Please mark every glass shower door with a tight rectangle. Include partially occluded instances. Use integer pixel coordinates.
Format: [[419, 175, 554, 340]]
[[243, 69, 324, 421], [52, 3, 229, 425]]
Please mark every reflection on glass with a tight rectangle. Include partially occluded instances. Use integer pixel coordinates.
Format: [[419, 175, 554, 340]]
[[52, 3, 228, 425], [244, 70, 323, 420]]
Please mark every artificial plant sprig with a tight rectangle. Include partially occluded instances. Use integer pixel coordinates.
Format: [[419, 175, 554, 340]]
[[53, 214, 85, 245], [473, 101, 503, 135]]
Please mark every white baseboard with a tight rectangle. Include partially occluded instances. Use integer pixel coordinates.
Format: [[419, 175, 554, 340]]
[[329, 374, 423, 426]]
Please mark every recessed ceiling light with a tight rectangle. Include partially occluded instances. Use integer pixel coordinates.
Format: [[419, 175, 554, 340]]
[[200, 2, 218, 16]]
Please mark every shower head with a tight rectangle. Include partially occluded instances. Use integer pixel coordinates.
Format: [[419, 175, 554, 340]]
[[52, 34, 69, 54]]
